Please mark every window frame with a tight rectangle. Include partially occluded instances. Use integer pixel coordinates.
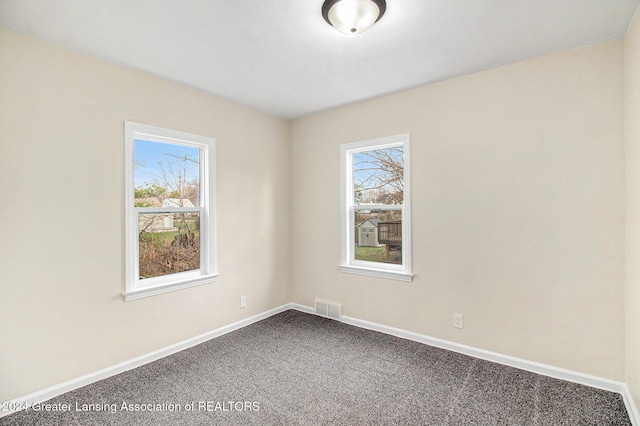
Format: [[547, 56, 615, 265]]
[[124, 121, 218, 301], [340, 134, 413, 282]]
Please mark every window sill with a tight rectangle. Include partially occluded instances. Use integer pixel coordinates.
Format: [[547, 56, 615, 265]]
[[123, 273, 220, 301], [339, 265, 413, 282]]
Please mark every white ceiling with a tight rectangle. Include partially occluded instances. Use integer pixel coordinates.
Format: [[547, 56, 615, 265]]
[[1, 0, 638, 119]]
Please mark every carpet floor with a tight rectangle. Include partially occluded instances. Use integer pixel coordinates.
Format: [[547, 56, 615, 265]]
[[1, 310, 631, 425]]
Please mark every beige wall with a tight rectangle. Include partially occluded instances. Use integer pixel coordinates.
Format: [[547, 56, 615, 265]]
[[626, 9, 640, 411], [291, 40, 626, 380], [0, 29, 291, 402]]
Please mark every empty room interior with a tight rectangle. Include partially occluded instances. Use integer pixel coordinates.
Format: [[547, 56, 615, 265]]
[[2, 0, 640, 424]]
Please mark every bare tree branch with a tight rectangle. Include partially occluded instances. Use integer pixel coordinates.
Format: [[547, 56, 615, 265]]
[[354, 147, 404, 204]]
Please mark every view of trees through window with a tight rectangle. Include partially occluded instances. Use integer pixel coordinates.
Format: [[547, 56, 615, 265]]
[[134, 140, 201, 279], [353, 146, 404, 265]]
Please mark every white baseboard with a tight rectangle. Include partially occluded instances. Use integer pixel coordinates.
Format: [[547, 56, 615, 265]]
[[0, 303, 292, 418], [289, 302, 314, 314], [623, 384, 640, 426], [291, 303, 638, 425], [3, 302, 638, 425]]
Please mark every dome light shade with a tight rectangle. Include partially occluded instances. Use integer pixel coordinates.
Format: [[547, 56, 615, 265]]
[[322, 0, 386, 35]]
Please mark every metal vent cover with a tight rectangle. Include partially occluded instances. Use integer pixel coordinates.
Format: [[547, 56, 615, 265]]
[[315, 299, 342, 321]]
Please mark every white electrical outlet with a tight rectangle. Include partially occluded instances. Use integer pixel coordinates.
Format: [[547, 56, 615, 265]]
[[240, 296, 247, 309], [453, 314, 463, 329]]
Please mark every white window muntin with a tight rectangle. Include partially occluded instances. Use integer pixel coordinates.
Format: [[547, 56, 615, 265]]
[[124, 121, 218, 301], [340, 134, 412, 282]]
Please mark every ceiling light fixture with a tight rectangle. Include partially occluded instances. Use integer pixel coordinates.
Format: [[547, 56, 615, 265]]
[[322, 0, 386, 35]]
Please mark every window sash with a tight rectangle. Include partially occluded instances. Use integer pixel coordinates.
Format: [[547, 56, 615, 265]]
[[349, 207, 406, 269], [135, 207, 207, 289]]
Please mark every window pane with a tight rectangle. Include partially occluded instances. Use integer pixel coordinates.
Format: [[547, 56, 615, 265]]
[[355, 210, 402, 265], [138, 212, 200, 279], [134, 139, 200, 208], [353, 146, 404, 205]]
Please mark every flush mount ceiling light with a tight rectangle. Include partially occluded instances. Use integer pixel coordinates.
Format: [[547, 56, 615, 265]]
[[322, 0, 386, 35]]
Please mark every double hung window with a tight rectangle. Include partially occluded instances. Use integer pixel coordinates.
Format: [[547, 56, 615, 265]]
[[124, 122, 218, 300], [340, 134, 412, 281]]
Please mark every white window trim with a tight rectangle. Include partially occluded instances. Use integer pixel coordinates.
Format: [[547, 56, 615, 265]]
[[124, 121, 219, 301], [340, 134, 413, 282]]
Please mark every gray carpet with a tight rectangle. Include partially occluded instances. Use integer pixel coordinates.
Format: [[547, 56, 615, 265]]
[[1, 310, 631, 425]]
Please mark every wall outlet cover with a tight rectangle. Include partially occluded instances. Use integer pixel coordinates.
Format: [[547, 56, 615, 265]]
[[454, 314, 463, 329]]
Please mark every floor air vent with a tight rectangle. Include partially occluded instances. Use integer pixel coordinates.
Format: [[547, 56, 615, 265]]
[[315, 299, 342, 321]]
